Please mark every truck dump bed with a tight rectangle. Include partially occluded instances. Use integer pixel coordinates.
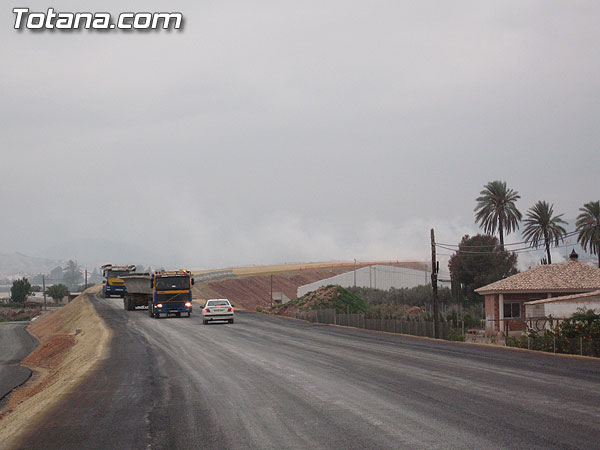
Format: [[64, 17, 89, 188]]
[[121, 274, 153, 295]]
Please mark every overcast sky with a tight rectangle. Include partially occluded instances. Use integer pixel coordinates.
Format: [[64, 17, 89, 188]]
[[1, 1, 599, 270]]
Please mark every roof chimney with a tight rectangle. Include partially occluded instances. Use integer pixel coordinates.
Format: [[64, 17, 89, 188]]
[[569, 249, 579, 262]]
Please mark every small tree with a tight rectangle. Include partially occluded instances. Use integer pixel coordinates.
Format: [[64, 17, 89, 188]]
[[11, 278, 33, 304], [46, 284, 70, 304], [448, 234, 518, 303]]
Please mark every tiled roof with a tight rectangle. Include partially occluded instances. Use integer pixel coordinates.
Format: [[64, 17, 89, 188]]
[[524, 290, 600, 305], [475, 261, 600, 295]]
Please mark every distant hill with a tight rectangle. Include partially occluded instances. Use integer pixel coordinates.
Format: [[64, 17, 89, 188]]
[[0, 252, 64, 278], [42, 238, 157, 268]]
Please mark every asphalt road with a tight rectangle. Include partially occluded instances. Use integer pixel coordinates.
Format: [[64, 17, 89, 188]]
[[16, 294, 600, 449], [0, 322, 37, 402]]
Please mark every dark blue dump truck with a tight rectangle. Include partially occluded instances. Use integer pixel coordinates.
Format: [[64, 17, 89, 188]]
[[121, 270, 194, 318], [101, 264, 136, 298]]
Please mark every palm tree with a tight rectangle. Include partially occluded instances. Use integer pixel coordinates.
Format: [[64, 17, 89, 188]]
[[522, 201, 567, 264], [474, 180, 522, 250], [576, 201, 600, 268]]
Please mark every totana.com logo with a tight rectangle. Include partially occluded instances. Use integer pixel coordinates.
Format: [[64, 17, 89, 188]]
[[13, 8, 183, 31]]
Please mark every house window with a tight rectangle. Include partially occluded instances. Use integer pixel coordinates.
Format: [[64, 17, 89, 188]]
[[503, 302, 521, 318]]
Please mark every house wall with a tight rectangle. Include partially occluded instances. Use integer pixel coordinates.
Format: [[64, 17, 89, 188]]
[[525, 303, 546, 318], [485, 295, 498, 333], [543, 300, 600, 319]]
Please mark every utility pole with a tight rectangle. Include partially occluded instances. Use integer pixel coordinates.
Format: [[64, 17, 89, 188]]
[[431, 228, 439, 339], [353, 258, 357, 287], [374, 266, 377, 289], [42, 274, 47, 311], [84, 269, 88, 290], [270, 274, 273, 308]]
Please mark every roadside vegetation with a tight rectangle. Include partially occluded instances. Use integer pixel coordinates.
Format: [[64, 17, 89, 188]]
[[10, 277, 33, 304], [45, 284, 70, 304], [273, 285, 368, 315], [347, 285, 482, 328], [506, 308, 600, 357], [0, 303, 40, 322], [273, 284, 482, 342]]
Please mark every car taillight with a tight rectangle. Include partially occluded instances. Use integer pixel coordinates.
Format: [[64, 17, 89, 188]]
[[228, 308, 233, 312], [185, 302, 192, 307], [204, 308, 210, 313]]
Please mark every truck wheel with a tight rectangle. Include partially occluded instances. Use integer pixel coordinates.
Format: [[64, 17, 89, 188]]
[[228, 319, 234, 324], [203, 319, 207, 325], [187, 312, 191, 317]]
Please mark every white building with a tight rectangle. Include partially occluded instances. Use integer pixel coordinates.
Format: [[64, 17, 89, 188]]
[[297, 265, 433, 297], [525, 290, 600, 320]]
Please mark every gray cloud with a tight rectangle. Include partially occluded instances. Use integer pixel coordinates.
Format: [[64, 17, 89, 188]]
[[2, 1, 599, 270]]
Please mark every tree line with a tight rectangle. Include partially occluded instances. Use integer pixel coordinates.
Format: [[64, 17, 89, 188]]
[[449, 180, 600, 304], [473, 180, 599, 265]]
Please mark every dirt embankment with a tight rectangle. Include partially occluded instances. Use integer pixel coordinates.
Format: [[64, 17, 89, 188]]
[[202, 268, 357, 310], [0, 285, 111, 449], [197, 261, 428, 311]]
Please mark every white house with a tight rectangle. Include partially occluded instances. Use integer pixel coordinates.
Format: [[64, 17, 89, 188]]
[[525, 290, 600, 320]]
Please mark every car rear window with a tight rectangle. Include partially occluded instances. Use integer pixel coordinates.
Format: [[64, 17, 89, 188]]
[[207, 300, 230, 307]]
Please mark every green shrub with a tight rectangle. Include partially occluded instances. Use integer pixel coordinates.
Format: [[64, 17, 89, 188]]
[[446, 328, 465, 342]]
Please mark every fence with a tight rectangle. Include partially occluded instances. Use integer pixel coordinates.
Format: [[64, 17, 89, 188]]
[[291, 309, 459, 340], [506, 335, 600, 357], [193, 270, 234, 283]]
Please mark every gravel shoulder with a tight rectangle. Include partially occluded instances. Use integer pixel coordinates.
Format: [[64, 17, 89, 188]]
[[0, 286, 111, 450]]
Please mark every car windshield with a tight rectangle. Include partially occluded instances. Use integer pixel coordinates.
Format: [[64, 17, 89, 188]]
[[207, 300, 230, 307], [155, 276, 190, 291]]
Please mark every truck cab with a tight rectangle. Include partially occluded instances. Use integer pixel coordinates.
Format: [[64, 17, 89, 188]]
[[101, 264, 136, 298], [149, 270, 194, 318]]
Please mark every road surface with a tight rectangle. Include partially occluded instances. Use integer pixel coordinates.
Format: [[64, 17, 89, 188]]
[[0, 322, 37, 402], [16, 294, 600, 449]]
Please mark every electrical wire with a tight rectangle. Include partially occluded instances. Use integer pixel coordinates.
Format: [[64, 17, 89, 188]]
[[436, 229, 580, 248], [436, 238, 598, 256]]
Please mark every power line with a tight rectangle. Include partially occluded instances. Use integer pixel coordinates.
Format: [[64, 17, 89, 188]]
[[436, 238, 598, 256], [436, 243, 533, 254], [436, 230, 580, 248]]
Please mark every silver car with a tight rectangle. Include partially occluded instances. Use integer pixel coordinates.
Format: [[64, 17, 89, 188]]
[[202, 299, 234, 324]]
